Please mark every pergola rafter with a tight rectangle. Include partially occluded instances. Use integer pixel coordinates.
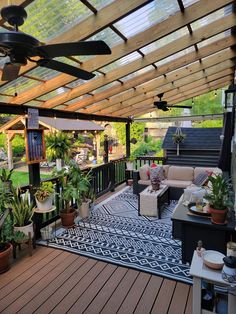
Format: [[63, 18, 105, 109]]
[[0, 0, 234, 119]]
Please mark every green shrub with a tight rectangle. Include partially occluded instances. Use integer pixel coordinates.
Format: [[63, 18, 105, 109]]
[[12, 135, 25, 156]]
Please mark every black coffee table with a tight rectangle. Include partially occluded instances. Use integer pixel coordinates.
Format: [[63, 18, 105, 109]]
[[172, 203, 236, 263]]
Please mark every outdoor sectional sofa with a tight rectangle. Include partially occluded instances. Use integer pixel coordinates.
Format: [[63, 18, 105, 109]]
[[132, 164, 222, 200]]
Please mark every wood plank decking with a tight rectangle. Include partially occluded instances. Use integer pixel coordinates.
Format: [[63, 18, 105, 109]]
[[0, 246, 192, 314]]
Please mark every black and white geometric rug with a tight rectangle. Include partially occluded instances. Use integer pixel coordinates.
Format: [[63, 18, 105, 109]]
[[40, 186, 192, 284]]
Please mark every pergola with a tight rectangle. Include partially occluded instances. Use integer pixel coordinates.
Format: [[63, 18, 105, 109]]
[[0, 0, 234, 119], [0, 116, 104, 169]]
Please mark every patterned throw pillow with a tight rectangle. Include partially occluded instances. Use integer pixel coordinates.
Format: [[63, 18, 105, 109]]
[[192, 172, 209, 186], [149, 166, 165, 181]]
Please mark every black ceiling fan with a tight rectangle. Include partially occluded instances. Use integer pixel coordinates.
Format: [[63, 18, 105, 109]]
[[0, 5, 111, 81], [153, 93, 192, 111]]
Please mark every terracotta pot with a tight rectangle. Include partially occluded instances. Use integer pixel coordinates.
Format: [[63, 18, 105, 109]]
[[210, 207, 228, 224], [60, 210, 75, 228], [0, 243, 12, 274]]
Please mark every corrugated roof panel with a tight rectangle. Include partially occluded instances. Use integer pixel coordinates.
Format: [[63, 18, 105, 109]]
[[182, 0, 199, 8], [191, 5, 232, 31], [89, 0, 115, 10], [37, 87, 70, 101], [114, 0, 179, 38], [197, 30, 231, 49], [0, 76, 40, 95], [26, 67, 60, 81], [21, 0, 92, 42], [64, 94, 91, 105], [120, 65, 154, 82], [155, 46, 195, 67], [92, 81, 120, 94]]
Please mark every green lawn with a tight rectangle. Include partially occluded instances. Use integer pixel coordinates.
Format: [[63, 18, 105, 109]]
[[11, 171, 52, 187]]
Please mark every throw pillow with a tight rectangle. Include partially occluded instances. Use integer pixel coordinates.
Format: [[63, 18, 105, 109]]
[[147, 163, 159, 177], [149, 166, 165, 181], [192, 172, 209, 186], [139, 164, 150, 181]]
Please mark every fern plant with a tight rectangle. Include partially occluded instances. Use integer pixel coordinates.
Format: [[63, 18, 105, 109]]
[[0, 168, 13, 182], [46, 132, 71, 161], [11, 189, 34, 227]]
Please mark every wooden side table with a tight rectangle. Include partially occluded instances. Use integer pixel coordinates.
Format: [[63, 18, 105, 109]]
[[190, 251, 236, 314]]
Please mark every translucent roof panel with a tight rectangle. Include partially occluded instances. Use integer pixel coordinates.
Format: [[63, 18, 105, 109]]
[[182, 0, 199, 8], [91, 81, 120, 94], [120, 65, 154, 82], [0, 77, 40, 95], [0, 95, 13, 102], [155, 46, 195, 67], [20, 0, 93, 42], [37, 87, 70, 101], [86, 27, 123, 48], [197, 30, 230, 49], [114, 0, 179, 38], [26, 66, 60, 81], [89, 0, 115, 10], [140, 27, 189, 55], [64, 94, 91, 105], [99, 51, 141, 73], [191, 5, 232, 31]]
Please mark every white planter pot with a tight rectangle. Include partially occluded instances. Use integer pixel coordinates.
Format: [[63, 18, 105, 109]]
[[79, 202, 90, 218], [14, 222, 34, 238], [36, 195, 53, 211], [126, 161, 134, 170], [40, 226, 53, 240], [56, 159, 62, 171]]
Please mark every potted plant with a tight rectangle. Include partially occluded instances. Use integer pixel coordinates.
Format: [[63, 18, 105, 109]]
[[172, 128, 186, 156], [10, 188, 34, 238], [0, 183, 13, 273], [204, 175, 233, 224], [59, 182, 77, 228], [0, 168, 14, 190], [46, 132, 71, 171], [35, 181, 54, 211], [126, 155, 135, 170]]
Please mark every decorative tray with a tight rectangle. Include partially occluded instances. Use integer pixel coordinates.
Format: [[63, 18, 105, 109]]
[[202, 250, 225, 270], [188, 202, 211, 217]]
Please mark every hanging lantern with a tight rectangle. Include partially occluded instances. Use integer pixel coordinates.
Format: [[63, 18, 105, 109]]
[[224, 83, 236, 110]]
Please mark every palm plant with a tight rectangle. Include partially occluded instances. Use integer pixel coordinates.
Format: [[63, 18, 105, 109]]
[[46, 132, 71, 161], [205, 175, 233, 210], [0, 168, 13, 182]]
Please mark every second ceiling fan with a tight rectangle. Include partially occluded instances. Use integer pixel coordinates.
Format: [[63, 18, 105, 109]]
[[153, 93, 192, 111]]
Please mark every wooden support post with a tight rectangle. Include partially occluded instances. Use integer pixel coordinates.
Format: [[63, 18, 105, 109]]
[[95, 133, 100, 162], [6, 133, 14, 170], [103, 135, 109, 163], [126, 122, 131, 158]]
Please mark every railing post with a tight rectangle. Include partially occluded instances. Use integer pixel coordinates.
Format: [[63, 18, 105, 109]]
[[103, 135, 109, 163], [126, 122, 131, 158], [110, 162, 115, 192]]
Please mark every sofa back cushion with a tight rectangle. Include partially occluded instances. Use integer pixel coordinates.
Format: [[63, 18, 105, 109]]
[[139, 164, 150, 181], [167, 166, 194, 181], [162, 165, 170, 178], [194, 167, 222, 179]]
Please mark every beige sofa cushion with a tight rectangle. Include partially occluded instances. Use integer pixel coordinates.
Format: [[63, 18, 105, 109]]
[[138, 179, 151, 185], [162, 165, 170, 178], [194, 167, 222, 179], [139, 164, 150, 181], [162, 179, 192, 188], [167, 166, 194, 181]]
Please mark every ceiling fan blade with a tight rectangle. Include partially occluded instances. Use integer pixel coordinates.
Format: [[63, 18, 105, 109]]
[[37, 59, 95, 80], [33, 41, 111, 58], [1, 63, 20, 81]]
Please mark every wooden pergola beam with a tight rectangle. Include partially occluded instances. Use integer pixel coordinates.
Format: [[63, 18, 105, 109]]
[[76, 37, 236, 114], [8, 1, 235, 107]]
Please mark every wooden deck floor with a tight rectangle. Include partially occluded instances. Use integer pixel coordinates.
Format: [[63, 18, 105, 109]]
[[0, 246, 192, 314]]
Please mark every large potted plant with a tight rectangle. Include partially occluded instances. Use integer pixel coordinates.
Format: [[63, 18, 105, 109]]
[[59, 183, 77, 228], [0, 168, 14, 190], [0, 183, 13, 273], [11, 189, 34, 238], [46, 132, 71, 171], [204, 175, 233, 224], [35, 181, 54, 211]]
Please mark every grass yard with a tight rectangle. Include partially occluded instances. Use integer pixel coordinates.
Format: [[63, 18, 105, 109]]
[[11, 171, 52, 187]]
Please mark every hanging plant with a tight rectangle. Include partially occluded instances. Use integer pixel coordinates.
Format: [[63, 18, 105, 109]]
[[172, 128, 186, 156]]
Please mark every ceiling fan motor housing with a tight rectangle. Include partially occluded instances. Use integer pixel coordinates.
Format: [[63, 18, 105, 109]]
[[1, 5, 27, 27]]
